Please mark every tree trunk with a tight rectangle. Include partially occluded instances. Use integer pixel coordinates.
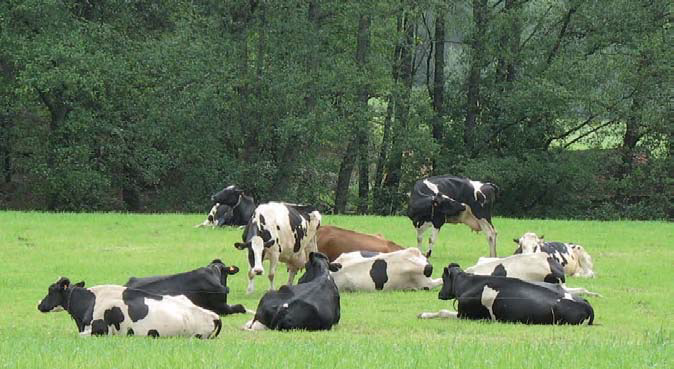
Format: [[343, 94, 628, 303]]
[[465, 0, 488, 156], [37, 89, 70, 210], [373, 94, 394, 191], [356, 14, 371, 214], [334, 136, 358, 214], [431, 8, 446, 174], [381, 11, 415, 214]]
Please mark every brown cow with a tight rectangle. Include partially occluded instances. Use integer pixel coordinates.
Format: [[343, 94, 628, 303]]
[[317, 225, 405, 262]]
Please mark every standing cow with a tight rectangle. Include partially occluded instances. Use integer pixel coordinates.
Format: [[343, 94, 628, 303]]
[[418, 264, 594, 325], [514, 232, 595, 277], [234, 202, 321, 294], [407, 175, 499, 258], [331, 248, 442, 291], [124, 259, 247, 315], [243, 252, 341, 331], [38, 277, 222, 338], [209, 185, 256, 226]]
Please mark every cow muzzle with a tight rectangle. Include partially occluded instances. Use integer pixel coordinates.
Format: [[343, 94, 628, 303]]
[[253, 268, 263, 276]]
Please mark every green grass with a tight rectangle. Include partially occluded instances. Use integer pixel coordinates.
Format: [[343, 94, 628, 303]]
[[0, 212, 671, 368]]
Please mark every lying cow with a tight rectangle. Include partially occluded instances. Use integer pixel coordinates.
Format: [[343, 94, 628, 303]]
[[407, 175, 499, 258], [195, 203, 234, 228], [124, 259, 247, 315], [38, 277, 222, 338], [514, 232, 595, 277], [234, 202, 321, 294], [210, 185, 256, 226], [331, 248, 442, 291], [418, 264, 594, 325], [317, 225, 404, 262], [243, 252, 341, 331], [467, 254, 599, 296]]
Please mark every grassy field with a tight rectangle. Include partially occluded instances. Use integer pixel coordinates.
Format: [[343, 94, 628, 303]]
[[0, 211, 671, 368]]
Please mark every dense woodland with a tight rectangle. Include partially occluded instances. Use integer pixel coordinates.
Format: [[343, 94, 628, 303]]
[[0, 1, 671, 219]]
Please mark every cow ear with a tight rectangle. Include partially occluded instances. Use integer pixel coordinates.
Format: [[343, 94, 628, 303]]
[[328, 263, 342, 272], [263, 239, 275, 248], [227, 266, 240, 275], [540, 235, 544, 241], [512, 238, 519, 244], [58, 278, 70, 288], [234, 242, 248, 250], [74, 281, 85, 288]]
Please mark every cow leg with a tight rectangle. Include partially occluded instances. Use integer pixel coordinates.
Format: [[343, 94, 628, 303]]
[[478, 219, 498, 257], [241, 319, 268, 331], [286, 267, 299, 286], [427, 227, 440, 258], [246, 269, 256, 295], [416, 222, 432, 255], [267, 255, 279, 291], [562, 286, 602, 298], [417, 310, 458, 319]]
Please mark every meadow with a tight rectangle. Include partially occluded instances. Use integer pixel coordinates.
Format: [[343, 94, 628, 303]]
[[0, 211, 671, 368]]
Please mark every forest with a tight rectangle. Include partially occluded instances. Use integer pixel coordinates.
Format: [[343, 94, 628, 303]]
[[0, 0, 670, 219]]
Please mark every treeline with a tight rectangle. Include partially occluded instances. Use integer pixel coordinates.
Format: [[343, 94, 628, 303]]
[[0, 0, 670, 219]]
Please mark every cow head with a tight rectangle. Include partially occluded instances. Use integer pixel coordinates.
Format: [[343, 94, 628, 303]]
[[432, 194, 466, 217], [211, 185, 244, 206], [234, 237, 275, 275], [298, 252, 341, 284], [209, 259, 240, 289], [37, 277, 85, 313], [513, 232, 544, 254], [438, 263, 462, 300]]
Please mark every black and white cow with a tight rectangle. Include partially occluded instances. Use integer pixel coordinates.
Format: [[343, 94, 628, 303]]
[[407, 175, 499, 258], [242, 252, 341, 331], [467, 254, 600, 296], [514, 232, 595, 277], [38, 277, 222, 338], [124, 259, 247, 315], [234, 202, 321, 294], [331, 248, 442, 291], [210, 185, 256, 226], [417, 264, 594, 325], [195, 203, 234, 228]]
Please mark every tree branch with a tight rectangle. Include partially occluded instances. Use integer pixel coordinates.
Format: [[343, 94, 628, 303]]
[[562, 120, 617, 149]]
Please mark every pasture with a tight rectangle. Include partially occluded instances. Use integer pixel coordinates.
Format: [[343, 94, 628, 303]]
[[0, 211, 671, 368]]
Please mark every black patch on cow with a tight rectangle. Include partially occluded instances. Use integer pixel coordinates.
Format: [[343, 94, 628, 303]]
[[127, 328, 134, 336], [423, 263, 433, 277], [259, 214, 266, 226], [148, 329, 160, 338], [544, 274, 559, 283], [276, 225, 281, 231], [359, 251, 379, 258], [247, 247, 255, 268], [91, 319, 108, 336], [213, 319, 222, 337], [287, 208, 307, 252], [491, 264, 507, 277], [66, 287, 97, 333], [369, 260, 388, 290], [122, 288, 163, 322], [103, 307, 125, 331]]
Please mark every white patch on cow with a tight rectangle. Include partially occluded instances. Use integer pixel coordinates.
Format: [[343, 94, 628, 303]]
[[226, 185, 235, 190], [481, 285, 499, 320], [242, 319, 268, 331], [467, 253, 553, 282], [563, 293, 574, 301], [423, 179, 439, 194], [469, 180, 484, 202]]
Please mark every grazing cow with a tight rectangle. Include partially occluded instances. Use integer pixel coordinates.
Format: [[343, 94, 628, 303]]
[[417, 264, 594, 325], [317, 225, 404, 262], [407, 175, 499, 258], [195, 203, 234, 228], [330, 248, 442, 291], [124, 259, 247, 315], [38, 277, 222, 338], [514, 232, 595, 277], [234, 202, 321, 294], [242, 252, 341, 331], [210, 185, 256, 226]]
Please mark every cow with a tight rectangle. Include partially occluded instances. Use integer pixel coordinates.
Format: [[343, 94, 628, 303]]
[[210, 185, 256, 226], [330, 248, 442, 291], [317, 225, 404, 262], [38, 277, 222, 338], [417, 264, 594, 325], [234, 202, 321, 294], [124, 259, 247, 315], [514, 232, 595, 277], [194, 203, 234, 228], [242, 252, 341, 331], [407, 175, 499, 258], [466, 254, 600, 296]]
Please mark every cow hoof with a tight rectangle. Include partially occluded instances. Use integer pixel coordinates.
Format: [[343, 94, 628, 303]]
[[425, 250, 432, 258]]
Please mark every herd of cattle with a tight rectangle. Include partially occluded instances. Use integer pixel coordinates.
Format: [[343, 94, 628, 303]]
[[38, 175, 599, 338]]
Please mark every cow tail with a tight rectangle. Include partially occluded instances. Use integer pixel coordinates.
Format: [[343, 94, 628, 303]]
[[211, 318, 222, 338], [585, 304, 594, 326]]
